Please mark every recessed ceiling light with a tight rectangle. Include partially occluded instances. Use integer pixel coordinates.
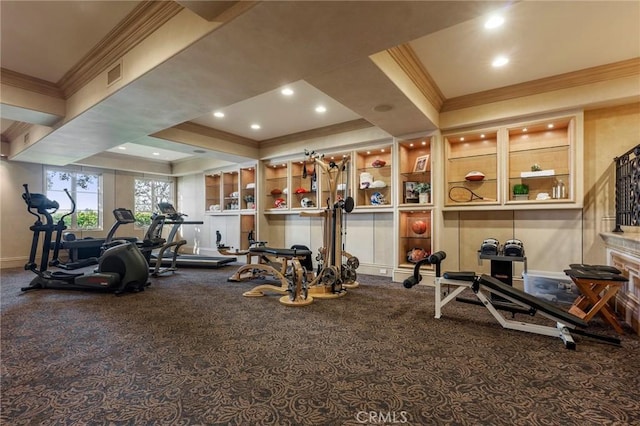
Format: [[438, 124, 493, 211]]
[[522, 128, 528, 132], [421, 141, 427, 146], [409, 143, 414, 147], [480, 134, 486, 138], [213, 111, 225, 118], [484, 15, 504, 29], [547, 123, 554, 129], [460, 137, 465, 141], [281, 88, 294, 96], [251, 124, 261, 130], [492, 56, 509, 67], [315, 105, 327, 113], [152, 152, 160, 156], [118, 146, 126, 150]]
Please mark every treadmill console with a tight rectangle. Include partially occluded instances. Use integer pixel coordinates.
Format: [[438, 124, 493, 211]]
[[113, 208, 136, 224], [158, 202, 178, 215]]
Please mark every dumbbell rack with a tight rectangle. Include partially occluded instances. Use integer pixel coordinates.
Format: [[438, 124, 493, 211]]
[[477, 252, 527, 303]]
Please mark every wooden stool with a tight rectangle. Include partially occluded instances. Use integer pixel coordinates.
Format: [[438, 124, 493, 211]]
[[565, 268, 628, 334]]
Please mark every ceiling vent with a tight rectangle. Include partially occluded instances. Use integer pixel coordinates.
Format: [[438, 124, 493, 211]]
[[107, 61, 122, 86], [24, 132, 30, 146]]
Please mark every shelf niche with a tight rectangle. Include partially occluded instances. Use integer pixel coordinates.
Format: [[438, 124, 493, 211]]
[[507, 118, 572, 203], [355, 145, 392, 208], [398, 136, 432, 206], [444, 131, 498, 206]]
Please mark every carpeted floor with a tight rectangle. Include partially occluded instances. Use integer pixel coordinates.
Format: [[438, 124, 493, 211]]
[[1, 264, 639, 425]]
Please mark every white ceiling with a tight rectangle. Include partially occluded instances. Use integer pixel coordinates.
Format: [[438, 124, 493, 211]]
[[1, 1, 638, 165], [189, 80, 361, 141], [411, 1, 640, 98], [0, 1, 140, 82]]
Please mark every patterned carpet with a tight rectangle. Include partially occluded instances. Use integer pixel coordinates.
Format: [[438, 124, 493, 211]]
[[1, 264, 639, 425]]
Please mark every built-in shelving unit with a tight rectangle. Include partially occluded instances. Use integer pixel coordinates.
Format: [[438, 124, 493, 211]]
[[398, 136, 432, 206], [355, 145, 392, 209], [290, 160, 317, 210], [205, 173, 221, 212], [444, 130, 499, 207], [318, 151, 351, 209], [507, 117, 573, 204], [203, 163, 257, 252], [222, 170, 240, 211], [239, 166, 256, 211], [205, 112, 581, 275], [443, 113, 579, 210], [398, 209, 433, 271], [264, 161, 288, 211]]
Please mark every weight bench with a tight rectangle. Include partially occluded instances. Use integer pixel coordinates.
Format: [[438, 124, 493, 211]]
[[564, 265, 628, 334], [404, 252, 619, 349], [227, 245, 313, 306], [439, 272, 599, 349]]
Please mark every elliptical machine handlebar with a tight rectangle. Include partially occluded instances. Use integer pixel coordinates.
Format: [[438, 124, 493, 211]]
[[22, 185, 76, 224], [22, 184, 61, 224]]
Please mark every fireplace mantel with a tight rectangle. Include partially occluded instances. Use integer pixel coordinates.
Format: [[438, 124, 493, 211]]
[[600, 232, 640, 257], [600, 231, 640, 334]]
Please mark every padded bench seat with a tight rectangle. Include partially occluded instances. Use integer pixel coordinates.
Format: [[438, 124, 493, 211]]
[[479, 274, 588, 328], [249, 246, 312, 258]]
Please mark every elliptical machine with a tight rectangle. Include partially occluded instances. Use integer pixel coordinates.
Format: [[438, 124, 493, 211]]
[[21, 184, 150, 294]]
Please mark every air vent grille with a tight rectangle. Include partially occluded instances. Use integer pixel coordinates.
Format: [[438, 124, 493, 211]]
[[107, 62, 122, 86]]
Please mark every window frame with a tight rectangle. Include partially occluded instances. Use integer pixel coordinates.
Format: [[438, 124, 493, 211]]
[[44, 167, 103, 231], [133, 177, 175, 229]]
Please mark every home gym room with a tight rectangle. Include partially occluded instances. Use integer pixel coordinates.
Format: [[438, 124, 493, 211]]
[[1, 1, 639, 425]]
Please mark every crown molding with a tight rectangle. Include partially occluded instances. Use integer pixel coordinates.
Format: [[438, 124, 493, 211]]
[[386, 44, 445, 112], [0, 68, 64, 99], [173, 122, 259, 147], [58, 1, 184, 98], [1, 121, 31, 143], [260, 119, 373, 147], [442, 58, 640, 112]]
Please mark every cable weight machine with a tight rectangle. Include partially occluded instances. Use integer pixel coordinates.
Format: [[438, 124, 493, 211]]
[[301, 150, 360, 298]]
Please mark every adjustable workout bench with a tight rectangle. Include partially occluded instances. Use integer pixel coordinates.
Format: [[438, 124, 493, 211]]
[[404, 252, 619, 349]]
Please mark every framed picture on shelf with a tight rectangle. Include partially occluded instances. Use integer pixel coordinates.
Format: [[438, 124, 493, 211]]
[[413, 155, 430, 173], [404, 181, 418, 203]]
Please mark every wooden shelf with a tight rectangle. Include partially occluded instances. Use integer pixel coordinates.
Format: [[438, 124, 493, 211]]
[[443, 114, 578, 210]]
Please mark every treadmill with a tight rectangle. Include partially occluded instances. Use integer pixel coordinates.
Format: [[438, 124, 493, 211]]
[[50, 209, 140, 270], [153, 202, 236, 268]]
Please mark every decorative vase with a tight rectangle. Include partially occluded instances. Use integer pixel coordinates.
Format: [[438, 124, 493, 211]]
[[419, 193, 429, 204]]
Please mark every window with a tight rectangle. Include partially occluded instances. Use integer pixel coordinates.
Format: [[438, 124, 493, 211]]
[[134, 178, 173, 227], [45, 168, 102, 230]]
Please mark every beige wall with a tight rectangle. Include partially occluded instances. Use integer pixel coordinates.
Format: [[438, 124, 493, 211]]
[[0, 160, 151, 269], [438, 102, 639, 280], [583, 102, 640, 264]]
